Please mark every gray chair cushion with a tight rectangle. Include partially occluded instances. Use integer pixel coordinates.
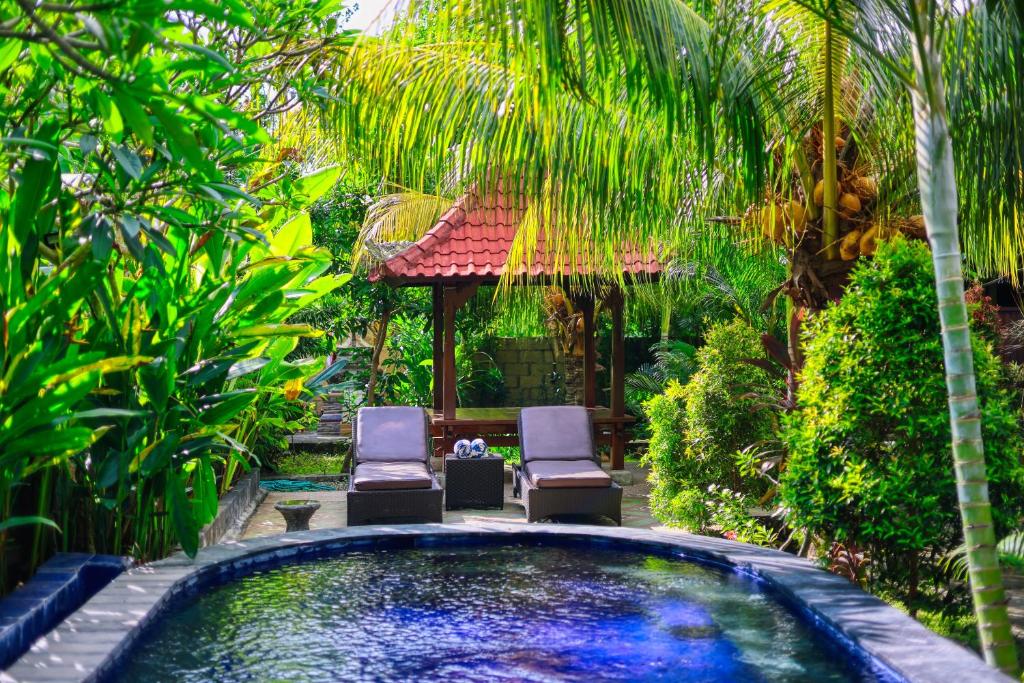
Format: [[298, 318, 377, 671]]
[[519, 406, 594, 462], [526, 460, 612, 489], [355, 407, 428, 463], [353, 462, 433, 491]]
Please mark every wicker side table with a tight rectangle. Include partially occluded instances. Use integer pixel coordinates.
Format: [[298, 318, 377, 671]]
[[444, 455, 505, 510]]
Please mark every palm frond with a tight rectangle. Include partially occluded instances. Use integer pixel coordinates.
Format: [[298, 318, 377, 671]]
[[332, 1, 800, 286], [356, 189, 453, 264], [946, 0, 1024, 281]]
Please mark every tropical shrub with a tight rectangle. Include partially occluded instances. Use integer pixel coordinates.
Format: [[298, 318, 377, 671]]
[[705, 485, 778, 547], [780, 239, 1024, 604], [625, 340, 697, 428], [0, 0, 351, 590], [964, 283, 1002, 348], [643, 318, 779, 530]]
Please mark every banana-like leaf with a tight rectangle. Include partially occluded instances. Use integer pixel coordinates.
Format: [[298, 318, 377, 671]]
[[0, 516, 61, 533], [293, 165, 343, 205], [165, 473, 199, 558], [237, 323, 320, 338], [269, 213, 313, 256]]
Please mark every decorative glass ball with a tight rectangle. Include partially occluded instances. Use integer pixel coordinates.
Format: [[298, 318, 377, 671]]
[[470, 438, 488, 458], [454, 439, 472, 459]]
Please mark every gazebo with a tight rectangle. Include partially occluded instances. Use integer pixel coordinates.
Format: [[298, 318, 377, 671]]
[[369, 188, 661, 470]]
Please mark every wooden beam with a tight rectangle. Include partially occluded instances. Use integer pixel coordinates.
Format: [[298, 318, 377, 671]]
[[442, 287, 458, 421], [581, 296, 596, 408], [441, 283, 478, 421], [432, 284, 443, 411], [449, 281, 480, 309], [610, 288, 626, 470]]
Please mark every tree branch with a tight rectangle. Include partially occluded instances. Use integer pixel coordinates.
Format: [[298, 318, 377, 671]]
[[14, 0, 120, 82]]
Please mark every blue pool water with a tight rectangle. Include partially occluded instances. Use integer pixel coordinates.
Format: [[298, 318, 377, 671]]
[[110, 544, 891, 682]]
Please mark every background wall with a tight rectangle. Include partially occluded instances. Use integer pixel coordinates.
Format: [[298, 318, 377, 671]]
[[490, 338, 579, 406]]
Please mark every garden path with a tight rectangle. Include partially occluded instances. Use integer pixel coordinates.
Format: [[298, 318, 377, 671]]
[[240, 462, 662, 538]]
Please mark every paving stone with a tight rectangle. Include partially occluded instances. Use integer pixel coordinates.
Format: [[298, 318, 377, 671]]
[[238, 477, 661, 538]]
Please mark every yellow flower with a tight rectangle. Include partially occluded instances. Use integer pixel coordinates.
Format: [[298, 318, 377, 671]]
[[283, 378, 303, 401]]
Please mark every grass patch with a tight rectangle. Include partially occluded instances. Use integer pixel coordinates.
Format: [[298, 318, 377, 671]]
[[489, 446, 520, 465], [273, 452, 346, 476]]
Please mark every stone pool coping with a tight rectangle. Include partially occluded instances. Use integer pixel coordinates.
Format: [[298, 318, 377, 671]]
[[0, 554, 130, 671], [1, 523, 1011, 683]]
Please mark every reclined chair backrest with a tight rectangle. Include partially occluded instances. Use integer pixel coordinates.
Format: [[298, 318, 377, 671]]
[[354, 407, 429, 463], [518, 406, 594, 463]]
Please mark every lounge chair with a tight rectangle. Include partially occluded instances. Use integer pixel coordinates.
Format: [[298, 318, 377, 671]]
[[512, 406, 622, 525], [347, 406, 443, 525]]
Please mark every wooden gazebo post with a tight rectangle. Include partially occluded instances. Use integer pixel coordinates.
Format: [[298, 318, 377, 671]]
[[439, 283, 479, 455], [609, 287, 626, 470], [442, 285, 457, 420], [571, 287, 626, 469], [432, 284, 443, 412], [580, 295, 597, 409]]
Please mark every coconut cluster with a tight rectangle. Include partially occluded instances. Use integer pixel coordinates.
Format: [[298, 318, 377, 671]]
[[748, 133, 927, 261]]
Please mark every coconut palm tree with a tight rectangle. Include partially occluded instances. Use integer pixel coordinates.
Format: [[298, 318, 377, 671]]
[[789, 1, 1022, 673], [335, 0, 1023, 672]]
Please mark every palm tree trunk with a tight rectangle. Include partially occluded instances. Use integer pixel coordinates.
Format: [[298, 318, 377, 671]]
[[909, 12, 1019, 675], [822, 20, 839, 260], [660, 297, 671, 344]]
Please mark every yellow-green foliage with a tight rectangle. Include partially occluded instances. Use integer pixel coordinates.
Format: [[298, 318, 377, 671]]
[[643, 319, 779, 530]]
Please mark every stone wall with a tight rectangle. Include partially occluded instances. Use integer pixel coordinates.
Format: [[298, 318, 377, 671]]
[[485, 336, 660, 408], [199, 470, 264, 547], [491, 337, 583, 407]]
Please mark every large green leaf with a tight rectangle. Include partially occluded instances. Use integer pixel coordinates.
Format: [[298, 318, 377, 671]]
[[237, 323, 319, 338], [192, 456, 219, 524], [166, 473, 199, 558], [111, 88, 154, 145], [269, 213, 313, 256], [293, 165, 342, 205], [197, 389, 258, 425]]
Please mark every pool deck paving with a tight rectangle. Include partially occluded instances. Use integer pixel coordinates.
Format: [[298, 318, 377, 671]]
[[240, 463, 662, 539]]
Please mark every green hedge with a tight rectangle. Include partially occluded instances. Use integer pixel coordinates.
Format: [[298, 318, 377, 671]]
[[780, 239, 1024, 599], [644, 318, 778, 530]]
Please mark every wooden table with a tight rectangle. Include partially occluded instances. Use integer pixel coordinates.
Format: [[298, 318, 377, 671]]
[[430, 406, 634, 469]]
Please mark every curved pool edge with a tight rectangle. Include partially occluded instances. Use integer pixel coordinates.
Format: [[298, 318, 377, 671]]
[[1, 523, 1011, 683]]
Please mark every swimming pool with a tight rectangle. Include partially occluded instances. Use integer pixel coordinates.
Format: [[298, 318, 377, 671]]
[[4, 525, 1007, 683], [110, 543, 888, 682]]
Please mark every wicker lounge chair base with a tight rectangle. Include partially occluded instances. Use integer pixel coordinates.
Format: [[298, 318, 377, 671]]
[[347, 484, 444, 526], [513, 466, 622, 526]]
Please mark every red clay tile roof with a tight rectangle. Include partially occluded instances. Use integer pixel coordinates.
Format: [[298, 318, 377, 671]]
[[369, 189, 662, 285]]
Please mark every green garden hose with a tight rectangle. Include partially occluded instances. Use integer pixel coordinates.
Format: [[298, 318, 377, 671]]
[[260, 479, 334, 492]]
